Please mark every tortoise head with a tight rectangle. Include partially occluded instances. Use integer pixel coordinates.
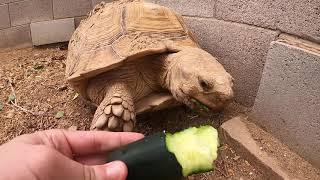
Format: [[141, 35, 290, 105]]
[[167, 48, 234, 113]]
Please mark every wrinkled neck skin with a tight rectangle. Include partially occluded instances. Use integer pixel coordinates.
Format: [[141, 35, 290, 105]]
[[146, 53, 186, 90], [161, 54, 184, 90], [138, 53, 178, 90]]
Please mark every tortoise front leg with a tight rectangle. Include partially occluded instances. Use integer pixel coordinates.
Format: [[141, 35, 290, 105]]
[[90, 82, 136, 132]]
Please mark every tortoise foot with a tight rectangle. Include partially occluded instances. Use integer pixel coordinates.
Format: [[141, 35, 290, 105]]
[[90, 95, 136, 132]]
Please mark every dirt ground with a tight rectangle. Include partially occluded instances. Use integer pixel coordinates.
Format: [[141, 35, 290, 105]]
[[0, 45, 264, 179], [246, 118, 320, 179]]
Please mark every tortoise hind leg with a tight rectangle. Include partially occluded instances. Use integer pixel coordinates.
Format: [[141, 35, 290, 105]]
[[90, 82, 136, 132]]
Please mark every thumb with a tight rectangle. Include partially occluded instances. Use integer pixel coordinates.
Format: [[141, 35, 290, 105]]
[[89, 161, 128, 180]]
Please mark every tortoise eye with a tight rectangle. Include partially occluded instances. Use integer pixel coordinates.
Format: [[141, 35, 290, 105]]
[[199, 79, 211, 91]]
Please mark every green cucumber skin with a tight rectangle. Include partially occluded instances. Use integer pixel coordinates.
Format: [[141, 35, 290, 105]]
[[106, 132, 183, 180]]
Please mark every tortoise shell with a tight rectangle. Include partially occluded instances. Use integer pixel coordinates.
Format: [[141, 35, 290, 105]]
[[66, 0, 198, 91]]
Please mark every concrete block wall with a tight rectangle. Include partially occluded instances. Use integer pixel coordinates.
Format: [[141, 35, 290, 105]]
[[251, 37, 320, 168], [0, 0, 103, 49]]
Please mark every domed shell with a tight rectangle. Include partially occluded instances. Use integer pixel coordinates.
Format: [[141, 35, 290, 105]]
[[66, 0, 198, 90]]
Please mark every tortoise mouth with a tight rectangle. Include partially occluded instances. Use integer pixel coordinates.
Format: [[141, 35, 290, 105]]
[[190, 96, 229, 115], [190, 98, 212, 114]]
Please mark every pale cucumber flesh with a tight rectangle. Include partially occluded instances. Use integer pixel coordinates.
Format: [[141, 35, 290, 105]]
[[165, 126, 219, 177]]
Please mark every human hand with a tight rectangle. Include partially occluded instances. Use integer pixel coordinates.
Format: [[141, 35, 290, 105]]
[[0, 129, 144, 180]]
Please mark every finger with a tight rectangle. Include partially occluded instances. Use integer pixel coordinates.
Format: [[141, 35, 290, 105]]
[[75, 153, 107, 165], [15, 129, 144, 157], [68, 161, 128, 180], [93, 161, 128, 180], [33, 150, 127, 180], [60, 130, 144, 155]]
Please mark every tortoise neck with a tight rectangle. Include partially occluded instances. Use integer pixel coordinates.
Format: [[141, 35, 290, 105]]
[[160, 53, 181, 90], [137, 53, 181, 91]]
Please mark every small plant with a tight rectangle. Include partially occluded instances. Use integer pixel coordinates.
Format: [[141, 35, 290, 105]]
[[55, 111, 64, 119], [7, 94, 16, 103]]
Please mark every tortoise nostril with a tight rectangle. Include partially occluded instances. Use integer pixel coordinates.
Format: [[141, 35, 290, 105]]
[[199, 79, 211, 92]]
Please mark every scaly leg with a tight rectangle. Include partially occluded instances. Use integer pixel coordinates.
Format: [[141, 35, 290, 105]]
[[90, 82, 136, 132]]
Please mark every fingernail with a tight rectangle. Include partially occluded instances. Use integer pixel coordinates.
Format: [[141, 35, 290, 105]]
[[105, 161, 126, 180]]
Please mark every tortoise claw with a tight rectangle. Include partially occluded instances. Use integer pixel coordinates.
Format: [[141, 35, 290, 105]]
[[108, 116, 119, 129], [91, 113, 108, 130]]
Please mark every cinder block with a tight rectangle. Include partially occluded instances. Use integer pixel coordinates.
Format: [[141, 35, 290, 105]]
[[276, 0, 320, 43], [216, 0, 320, 43], [216, 0, 277, 29], [0, 4, 10, 30], [30, 18, 75, 46], [251, 40, 320, 168], [92, 0, 113, 7], [53, 0, 92, 19], [184, 17, 279, 106], [0, 0, 22, 4], [9, 0, 53, 26], [153, 0, 214, 17], [0, 25, 32, 49]]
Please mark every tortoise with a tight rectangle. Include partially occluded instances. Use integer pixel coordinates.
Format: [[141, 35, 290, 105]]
[[66, 0, 234, 132]]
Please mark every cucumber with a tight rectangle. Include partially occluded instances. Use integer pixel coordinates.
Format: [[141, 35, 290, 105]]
[[166, 126, 219, 176], [106, 125, 219, 180]]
